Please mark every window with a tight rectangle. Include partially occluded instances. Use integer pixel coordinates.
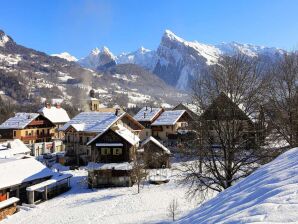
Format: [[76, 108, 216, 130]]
[[113, 148, 122, 155], [79, 137, 83, 144], [13, 131, 16, 137], [37, 130, 39, 135], [101, 148, 111, 155], [25, 131, 28, 136]]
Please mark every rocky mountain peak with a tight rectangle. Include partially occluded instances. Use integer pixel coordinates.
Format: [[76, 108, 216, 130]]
[[0, 30, 13, 47]]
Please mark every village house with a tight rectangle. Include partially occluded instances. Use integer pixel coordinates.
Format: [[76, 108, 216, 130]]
[[140, 136, 171, 168], [151, 110, 192, 141], [38, 100, 70, 140], [0, 156, 72, 220], [86, 124, 140, 188], [199, 92, 256, 147], [133, 106, 164, 140], [0, 113, 56, 145], [0, 157, 53, 204], [173, 102, 201, 120], [60, 111, 144, 165]]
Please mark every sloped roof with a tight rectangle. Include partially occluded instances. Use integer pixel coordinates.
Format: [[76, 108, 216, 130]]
[[113, 125, 140, 145], [134, 107, 163, 122], [141, 136, 170, 154], [0, 139, 31, 159], [200, 92, 252, 122], [0, 157, 53, 190], [87, 124, 140, 146], [60, 112, 120, 133], [0, 113, 40, 129], [38, 106, 70, 124], [151, 110, 187, 126]]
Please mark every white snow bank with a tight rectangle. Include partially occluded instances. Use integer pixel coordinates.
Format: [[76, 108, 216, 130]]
[[177, 147, 298, 223]]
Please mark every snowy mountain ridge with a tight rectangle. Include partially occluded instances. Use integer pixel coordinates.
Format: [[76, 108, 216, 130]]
[[71, 29, 285, 90]]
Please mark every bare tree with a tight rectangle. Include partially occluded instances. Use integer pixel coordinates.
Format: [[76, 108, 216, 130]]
[[179, 54, 269, 198], [264, 53, 298, 147], [132, 153, 148, 193], [167, 198, 179, 222]]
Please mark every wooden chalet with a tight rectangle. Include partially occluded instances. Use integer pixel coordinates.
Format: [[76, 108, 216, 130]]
[[199, 92, 255, 146], [87, 124, 140, 163], [140, 136, 171, 168], [173, 103, 201, 120], [0, 113, 56, 144], [151, 110, 192, 141], [86, 124, 140, 188], [60, 111, 143, 165]]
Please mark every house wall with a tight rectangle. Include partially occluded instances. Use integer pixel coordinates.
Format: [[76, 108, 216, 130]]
[[143, 141, 170, 168], [90, 129, 135, 163], [152, 121, 188, 141], [88, 170, 133, 188], [12, 127, 55, 144]]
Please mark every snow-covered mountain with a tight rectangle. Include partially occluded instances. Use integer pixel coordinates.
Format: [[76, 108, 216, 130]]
[[0, 29, 186, 107], [78, 46, 116, 70], [76, 30, 285, 90], [51, 52, 78, 62], [177, 147, 298, 223], [117, 47, 157, 70]]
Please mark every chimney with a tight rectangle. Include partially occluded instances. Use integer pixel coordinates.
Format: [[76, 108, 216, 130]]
[[145, 106, 148, 110], [144, 112, 146, 118], [151, 107, 153, 112], [115, 108, 120, 116]]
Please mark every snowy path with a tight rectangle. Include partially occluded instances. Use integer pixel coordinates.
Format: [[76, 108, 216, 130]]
[[2, 163, 202, 224]]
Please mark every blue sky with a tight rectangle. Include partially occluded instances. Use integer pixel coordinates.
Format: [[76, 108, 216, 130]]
[[1, 0, 298, 58]]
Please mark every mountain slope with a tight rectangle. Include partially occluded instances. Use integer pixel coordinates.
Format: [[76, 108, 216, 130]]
[[0, 30, 186, 107], [177, 147, 298, 223]]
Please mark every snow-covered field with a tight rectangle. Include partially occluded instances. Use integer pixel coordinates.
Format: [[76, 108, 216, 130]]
[[2, 162, 202, 224], [177, 147, 298, 223]]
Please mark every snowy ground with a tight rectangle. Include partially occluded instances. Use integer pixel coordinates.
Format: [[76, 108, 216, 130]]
[[177, 147, 298, 223], [2, 162, 208, 224]]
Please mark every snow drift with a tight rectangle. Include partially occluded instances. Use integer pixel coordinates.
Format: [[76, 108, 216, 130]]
[[177, 147, 298, 223]]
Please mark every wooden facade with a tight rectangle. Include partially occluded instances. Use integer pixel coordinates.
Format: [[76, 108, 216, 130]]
[[152, 112, 192, 141], [90, 129, 136, 163], [0, 115, 55, 144], [142, 140, 170, 168]]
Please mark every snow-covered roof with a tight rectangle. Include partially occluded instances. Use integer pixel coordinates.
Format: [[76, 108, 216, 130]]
[[26, 173, 72, 191], [177, 147, 298, 223], [181, 103, 202, 115], [0, 157, 53, 190], [86, 162, 132, 171], [141, 136, 170, 154], [38, 106, 70, 124], [60, 112, 120, 133], [134, 107, 163, 122], [0, 139, 31, 159], [114, 125, 140, 146], [87, 124, 140, 146], [0, 113, 40, 129], [151, 110, 186, 126]]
